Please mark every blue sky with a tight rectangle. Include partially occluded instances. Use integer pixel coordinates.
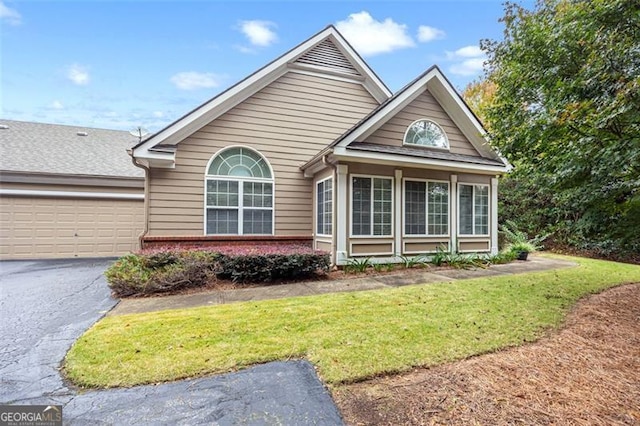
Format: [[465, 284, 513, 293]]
[[1, 1, 533, 132]]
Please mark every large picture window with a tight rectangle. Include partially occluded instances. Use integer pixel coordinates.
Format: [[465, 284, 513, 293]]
[[352, 176, 393, 236], [403, 119, 449, 149], [459, 184, 489, 235], [316, 178, 332, 236], [404, 180, 449, 235], [205, 147, 273, 235]]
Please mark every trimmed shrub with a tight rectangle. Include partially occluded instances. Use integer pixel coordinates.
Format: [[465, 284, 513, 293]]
[[217, 252, 330, 283], [105, 245, 330, 296]]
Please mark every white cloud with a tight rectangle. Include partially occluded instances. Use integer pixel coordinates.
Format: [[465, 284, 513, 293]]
[[335, 11, 414, 56], [49, 100, 64, 110], [152, 111, 164, 118], [0, 1, 21, 26], [170, 71, 223, 90], [450, 58, 485, 76], [239, 20, 278, 47], [446, 45, 486, 76], [67, 64, 90, 85], [417, 25, 445, 43], [447, 45, 483, 59]]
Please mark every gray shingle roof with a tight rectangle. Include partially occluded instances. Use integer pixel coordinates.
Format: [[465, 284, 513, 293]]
[[348, 142, 507, 167], [0, 119, 144, 178]]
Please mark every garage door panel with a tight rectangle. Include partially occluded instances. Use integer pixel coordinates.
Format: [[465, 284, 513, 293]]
[[1, 196, 144, 259]]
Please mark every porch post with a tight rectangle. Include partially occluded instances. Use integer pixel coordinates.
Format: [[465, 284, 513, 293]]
[[336, 164, 349, 265], [394, 169, 402, 258], [491, 176, 499, 254], [450, 174, 457, 253]]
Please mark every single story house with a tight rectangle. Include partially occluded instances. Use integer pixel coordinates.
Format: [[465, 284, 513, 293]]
[[0, 120, 144, 259], [132, 26, 510, 264]]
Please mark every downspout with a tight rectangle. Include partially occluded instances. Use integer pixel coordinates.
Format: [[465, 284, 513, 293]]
[[129, 149, 150, 250], [322, 154, 338, 267]]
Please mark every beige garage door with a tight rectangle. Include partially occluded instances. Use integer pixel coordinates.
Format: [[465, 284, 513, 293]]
[[0, 196, 144, 259]]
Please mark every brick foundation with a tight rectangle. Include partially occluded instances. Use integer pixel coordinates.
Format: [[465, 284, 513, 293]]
[[141, 235, 313, 250]]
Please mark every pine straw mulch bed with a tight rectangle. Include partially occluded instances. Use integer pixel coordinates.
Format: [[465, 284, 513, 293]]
[[333, 282, 640, 426]]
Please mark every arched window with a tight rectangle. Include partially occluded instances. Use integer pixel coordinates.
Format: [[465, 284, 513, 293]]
[[205, 147, 274, 235], [403, 119, 449, 149]]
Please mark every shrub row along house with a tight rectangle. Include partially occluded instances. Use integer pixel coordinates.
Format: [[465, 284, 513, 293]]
[[132, 26, 509, 265], [1, 26, 509, 263]]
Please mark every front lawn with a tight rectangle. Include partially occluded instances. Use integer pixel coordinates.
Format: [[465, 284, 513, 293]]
[[64, 255, 640, 388]]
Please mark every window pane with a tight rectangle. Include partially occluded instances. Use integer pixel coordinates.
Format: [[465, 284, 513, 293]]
[[404, 120, 448, 149], [428, 182, 448, 235], [207, 147, 272, 178], [474, 185, 489, 235], [373, 178, 392, 236], [243, 209, 272, 234], [317, 179, 333, 235], [459, 185, 473, 235], [243, 182, 272, 208], [206, 180, 238, 207], [206, 209, 238, 234], [405, 181, 426, 235], [352, 177, 371, 235]]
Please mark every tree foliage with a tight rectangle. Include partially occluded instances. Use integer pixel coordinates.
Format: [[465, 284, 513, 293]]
[[479, 0, 640, 259]]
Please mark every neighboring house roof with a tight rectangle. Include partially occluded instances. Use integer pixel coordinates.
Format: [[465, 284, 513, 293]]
[[303, 65, 510, 172], [132, 25, 392, 167], [0, 119, 143, 178]]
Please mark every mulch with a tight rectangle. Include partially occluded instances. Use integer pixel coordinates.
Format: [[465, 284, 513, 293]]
[[333, 283, 640, 425]]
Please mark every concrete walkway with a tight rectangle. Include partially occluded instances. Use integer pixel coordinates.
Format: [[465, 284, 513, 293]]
[[110, 255, 577, 316]]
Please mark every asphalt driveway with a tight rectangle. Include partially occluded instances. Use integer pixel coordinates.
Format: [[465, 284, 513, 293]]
[[0, 259, 343, 425]]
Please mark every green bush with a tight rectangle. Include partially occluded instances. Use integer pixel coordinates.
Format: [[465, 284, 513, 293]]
[[217, 252, 330, 283]]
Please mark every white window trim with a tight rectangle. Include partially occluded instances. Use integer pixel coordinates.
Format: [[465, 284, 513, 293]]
[[203, 146, 275, 236], [402, 178, 451, 238], [349, 174, 394, 238], [457, 183, 490, 237], [402, 118, 450, 151], [315, 176, 333, 238]]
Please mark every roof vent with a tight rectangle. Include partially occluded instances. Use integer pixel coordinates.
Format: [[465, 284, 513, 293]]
[[0, 124, 9, 129], [76, 131, 88, 136]]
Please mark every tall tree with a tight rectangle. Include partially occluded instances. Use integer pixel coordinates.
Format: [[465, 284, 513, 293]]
[[481, 0, 640, 257]]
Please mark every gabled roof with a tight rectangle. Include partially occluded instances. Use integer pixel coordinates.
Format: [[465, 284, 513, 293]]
[[0, 119, 143, 178], [302, 65, 510, 172], [133, 25, 392, 167]]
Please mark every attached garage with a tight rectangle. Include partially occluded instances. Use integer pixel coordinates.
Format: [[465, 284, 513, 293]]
[[0, 120, 145, 259]]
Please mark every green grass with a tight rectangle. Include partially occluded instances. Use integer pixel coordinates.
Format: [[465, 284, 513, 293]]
[[64, 255, 640, 388]]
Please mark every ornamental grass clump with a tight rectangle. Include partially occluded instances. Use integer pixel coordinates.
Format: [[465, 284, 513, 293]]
[[105, 248, 220, 297]]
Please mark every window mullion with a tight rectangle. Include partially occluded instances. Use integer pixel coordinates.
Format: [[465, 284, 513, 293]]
[[370, 178, 375, 236], [238, 179, 243, 235]]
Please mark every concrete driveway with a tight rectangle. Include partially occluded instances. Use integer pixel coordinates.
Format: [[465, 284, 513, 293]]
[[0, 259, 343, 425]]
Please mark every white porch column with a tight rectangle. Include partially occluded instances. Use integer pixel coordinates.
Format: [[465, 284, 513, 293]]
[[336, 164, 349, 265], [394, 169, 402, 258], [450, 174, 457, 253], [490, 177, 499, 254]]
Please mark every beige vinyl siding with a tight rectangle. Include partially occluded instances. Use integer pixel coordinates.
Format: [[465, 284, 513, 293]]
[[364, 90, 481, 157], [147, 71, 378, 236]]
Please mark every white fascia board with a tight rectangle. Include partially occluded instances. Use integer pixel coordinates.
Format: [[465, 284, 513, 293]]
[[335, 69, 440, 149], [0, 188, 144, 200], [331, 147, 509, 175]]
